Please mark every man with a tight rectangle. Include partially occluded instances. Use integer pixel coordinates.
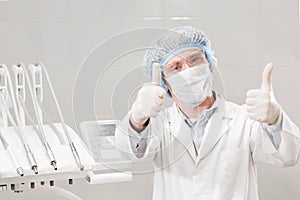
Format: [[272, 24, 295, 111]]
[[115, 26, 300, 200]]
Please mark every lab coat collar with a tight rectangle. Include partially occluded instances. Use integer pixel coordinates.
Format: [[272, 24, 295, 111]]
[[196, 94, 232, 164], [168, 92, 234, 163]]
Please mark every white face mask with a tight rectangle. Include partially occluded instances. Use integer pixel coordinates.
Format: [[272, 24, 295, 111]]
[[165, 63, 213, 107]]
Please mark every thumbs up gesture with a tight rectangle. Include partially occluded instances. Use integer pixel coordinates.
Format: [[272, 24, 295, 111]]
[[246, 63, 280, 125], [131, 63, 165, 126]]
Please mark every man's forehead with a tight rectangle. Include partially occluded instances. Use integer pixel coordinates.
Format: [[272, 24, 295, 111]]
[[166, 49, 204, 63]]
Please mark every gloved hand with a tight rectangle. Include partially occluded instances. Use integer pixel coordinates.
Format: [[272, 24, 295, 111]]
[[131, 63, 165, 126], [130, 84, 165, 125], [246, 63, 280, 125]]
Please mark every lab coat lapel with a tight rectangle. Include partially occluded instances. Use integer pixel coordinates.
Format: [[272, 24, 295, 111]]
[[196, 96, 233, 164], [175, 120, 197, 162], [168, 105, 197, 162]]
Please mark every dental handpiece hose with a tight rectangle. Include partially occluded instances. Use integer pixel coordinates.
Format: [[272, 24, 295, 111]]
[[18, 95, 57, 169], [36, 98, 66, 145], [36, 63, 84, 171], [0, 85, 24, 176], [18, 96, 57, 170], [1, 64, 38, 174], [1, 97, 37, 174], [18, 64, 58, 170], [0, 130, 24, 176]]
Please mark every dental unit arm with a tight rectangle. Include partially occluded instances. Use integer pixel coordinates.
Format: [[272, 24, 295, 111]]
[[0, 63, 133, 200]]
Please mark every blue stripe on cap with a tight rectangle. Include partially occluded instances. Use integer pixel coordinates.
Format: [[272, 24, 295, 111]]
[[159, 44, 206, 67]]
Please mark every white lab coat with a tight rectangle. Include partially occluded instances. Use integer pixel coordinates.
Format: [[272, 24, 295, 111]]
[[115, 93, 300, 200]]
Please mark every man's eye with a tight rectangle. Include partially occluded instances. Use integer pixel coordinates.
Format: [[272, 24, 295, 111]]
[[191, 57, 200, 64], [174, 66, 181, 70]]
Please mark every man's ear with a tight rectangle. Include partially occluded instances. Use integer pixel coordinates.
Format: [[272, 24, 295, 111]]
[[162, 78, 172, 97], [166, 90, 172, 97]]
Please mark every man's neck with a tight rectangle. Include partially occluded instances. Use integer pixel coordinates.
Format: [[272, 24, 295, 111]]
[[175, 95, 215, 119]]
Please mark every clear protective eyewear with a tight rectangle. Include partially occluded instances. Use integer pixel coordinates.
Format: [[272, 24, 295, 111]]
[[161, 50, 207, 78]]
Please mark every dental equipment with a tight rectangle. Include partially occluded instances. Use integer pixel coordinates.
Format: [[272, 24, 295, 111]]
[[31, 63, 84, 171], [0, 64, 38, 174], [0, 71, 22, 177], [0, 62, 133, 200], [22, 64, 65, 145], [13, 64, 57, 170], [0, 131, 23, 176], [0, 69, 8, 128]]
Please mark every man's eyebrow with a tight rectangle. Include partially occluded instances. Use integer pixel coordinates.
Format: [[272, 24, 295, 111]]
[[165, 50, 203, 66], [166, 58, 181, 67], [188, 51, 204, 57], [167, 60, 180, 66]]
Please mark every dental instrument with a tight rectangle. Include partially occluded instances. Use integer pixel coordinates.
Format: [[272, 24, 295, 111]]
[[0, 131, 24, 176], [13, 64, 57, 170], [30, 63, 84, 171], [0, 64, 38, 174]]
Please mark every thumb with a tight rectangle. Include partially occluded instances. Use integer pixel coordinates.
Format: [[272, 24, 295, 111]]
[[151, 62, 162, 85], [260, 63, 274, 91]]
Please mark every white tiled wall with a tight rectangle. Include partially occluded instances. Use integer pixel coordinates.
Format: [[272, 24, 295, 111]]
[[0, 0, 300, 199]]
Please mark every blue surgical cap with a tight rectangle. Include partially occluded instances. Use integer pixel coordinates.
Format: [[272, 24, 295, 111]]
[[143, 26, 218, 94]]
